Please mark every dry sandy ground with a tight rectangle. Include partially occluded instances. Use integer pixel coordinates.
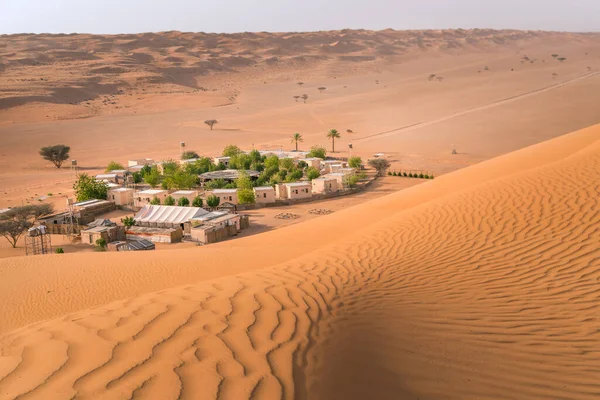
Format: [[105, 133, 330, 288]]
[[1, 30, 600, 209], [0, 124, 598, 399]]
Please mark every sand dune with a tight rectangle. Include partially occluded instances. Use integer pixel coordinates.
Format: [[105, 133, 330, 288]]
[[0, 124, 598, 399]]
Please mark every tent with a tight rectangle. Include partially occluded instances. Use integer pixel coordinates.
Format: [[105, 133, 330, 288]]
[[134, 205, 209, 230]]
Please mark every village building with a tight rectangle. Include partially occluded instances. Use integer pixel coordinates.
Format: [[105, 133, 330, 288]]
[[125, 226, 183, 243], [95, 173, 122, 184], [213, 156, 231, 168], [171, 190, 199, 204], [134, 189, 169, 207], [210, 189, 239, 205], [297, 157, 323, 169], [259, 150, 308, 159], [107, 239, 155, 252], [128, 158, 154, 167], [134, 205, 209, 233], [179, 158, 199, 166], [284, 182, 312, 200], [81, 220, 123, 246], [199, 169, 259, 185], [312, 177, 339, 194], [189, 211, 249, 244], [109, 187, 134, 206], [321, 160, 348, 173], [127, 164, 146, 173], [324, 172, 354, 188], [253, 186, 276, 204]]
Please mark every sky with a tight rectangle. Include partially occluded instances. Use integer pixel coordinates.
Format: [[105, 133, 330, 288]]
[[1, 0, 599, 34]]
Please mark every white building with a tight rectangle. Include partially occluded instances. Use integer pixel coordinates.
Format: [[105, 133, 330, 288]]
[[298, 157, 323, 169], [311, 177, 339, 194], [135, 189, 169, 207], [213, 156, 231, 168], [109, 187, 135, 206], [210, 189, 238, 205], [171, 190, 199, 204], [284, 182, 312, 200], [128, 158, 155, 167]]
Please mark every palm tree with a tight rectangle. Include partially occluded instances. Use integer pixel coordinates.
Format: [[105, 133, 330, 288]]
[[291, 133, 303, 151], [326, 129, 341, 153]]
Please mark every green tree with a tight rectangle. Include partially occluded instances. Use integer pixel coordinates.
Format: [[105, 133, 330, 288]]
[[307, 167, 320, 180], [132, 171, 143, 184], [177, 197, 190, 207], [307, 145, 326, 159], [291, 133, 303, 151], [181, 151, 200, 160], [206, 195, 220, 208], [264, 155, 280, 170], [121, 216, 136, 228], [164, 170, 198, 189], [74, 174, 108, 201], [205, 179, 228, 190], [368, 158, 391, 177], [141, 165, 152, 176], [345, 175, 359, 188], [106, 161, 125, 172], [95, 238, 107, 251], [235, 171, 254, 190], [164, 195, 176, 206], [297, 160, 308, 170], [222, 145, 243, 157], [39, 145, 70, 168], [286, 170, 303, 182], [326, 129, 341, 153], [238, 189, 256, 204], [162, 159, 180, 176], [348, 156, 362, 169], [0, 204, 54, 248], [144, 167, 161, 187], [229, 153, 252, 170], [192, 196, 203, 207], [150, 196, 161, 205]]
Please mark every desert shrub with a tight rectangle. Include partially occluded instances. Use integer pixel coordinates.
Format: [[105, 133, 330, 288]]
[[424, 174, 429, 179], [307, 146, 326, 159], [430, 175, 435, 179], [393, 171, 397, 176], [177, 197, 190, 207], [348, 156, 362, 169], [345, 175, 360, 188], [181, 151, 200, 160], [106, 161, 125, 172], [368, 158, 391, 177], [387, 171, 392, 176], [403, 172, 407, 177], [150, 196, 161, 205], [164, 195, 176, 206], [95, 238, 107, 251], [206, 195, 220, 208], [419, 173, 424, 179], [408, 173, 413, 178], [55, 248, 64, 254], [307, 167, 320, 180]]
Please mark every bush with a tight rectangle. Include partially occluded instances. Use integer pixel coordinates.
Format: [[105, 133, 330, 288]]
[[39, 144, 70, 168], [55, 248, 64, 254], [238, 189, 256, 204], [307, 145, 327, 159], [418, 173, 424, 179], [206, 195, 220, 208], [387, 171, 392, 176], [222, 145, 243, 157], [177, 197, 190, 207], [307, 167, 320, 180], [408, 173, 413, 178], [368, 158, 391, 177], [297, 161, 308, 170], [235, 171, 254, 190], [345, 175, 360, 188], [192, 196, 203, 207], [74, 174, 109, 201], [150, 196, 161, 205], [430, 175, 434, 179], [348, 156, 362, 169], [286, 169, 303, 182], [205, 178, 228, 190], [106, 161, 125, 172], [393, 171, 397, 176], [144, 167, 161, 187], [424, 174, 429, 179], [95, 238, 107, 251], [403, 172, 407, 177], [164, 195, 176, 206], [181, 151, 200, 160], [121, 216, 136, 228], [132, 172, 143, 184]]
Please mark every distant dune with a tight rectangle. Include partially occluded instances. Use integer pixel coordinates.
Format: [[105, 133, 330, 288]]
[[0, 124, 598, 399]]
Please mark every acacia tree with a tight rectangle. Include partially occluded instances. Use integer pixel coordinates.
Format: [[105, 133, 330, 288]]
[[317, 87, 327, 93], [204, 119, 218, 130], [291, 133, 303, 151], [301, 94, 308, 103], [0, 204, 54, 248], [297, 82, 304, 86], [551, 54, 559, 59], [326, 129, 341, 153], [39, 145, 70, 168], [206, 195, 220, 209], [293, 95, 301, 102], [181, 151, 200, 160], [558, 57, 567, 63], [368, 158, 391, 177], [106, 161, 125, 172]]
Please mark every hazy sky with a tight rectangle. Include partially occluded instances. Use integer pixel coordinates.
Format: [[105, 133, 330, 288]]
[[1, 0, 599, 34]]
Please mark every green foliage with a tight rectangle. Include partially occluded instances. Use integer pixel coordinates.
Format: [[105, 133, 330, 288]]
[[264, 155, 280, 170], [403, 172, 408, 177], [204, 119, 218, 130], [192, 196, 203, 207], [430, 175, 434, 179], [0, 204, 54, 248], [185, 157, 216, 175], [222, 145, 243, 157], [408, 173, 413, 178], [368, 159, 390, 177], [418, 173, 424, 179], [55, 248, 65, 254], [150, 196, 161, 205], [206, 195, 220, 208], [279, 158, 296, 171], [95, 238, 107, 251], [278, 169, 288, 181], [307, 167, 320, 180], [345, 175, 360, 188], [348, 156, 362, 169], [144, 167, 161, 187], [74, 174, 109, 202], [132, 172, 143, 184], [387, 171, 393, 176], [141, 165, 152, 176], [164, 195, 176, 206], [205, 179, 228, 190], [177, 197, 190, 207], [163, 170, 198, 190], [286, 170, 303, 182], [39, 144, 70, 168], [106, 161, 125, 172], [424, 174, 429, 179], [181, 151, 200, 160], [238, 189, 256, 204], [291, 133, 303, 151], [235, 171, 254, 190], [229, 153, 253, 170], [249, 149, 263, 163], [296, 161, 308, 170], [121, 216, 136, 228], [162, 159, 180, 176], [307, 145, 326, 159]]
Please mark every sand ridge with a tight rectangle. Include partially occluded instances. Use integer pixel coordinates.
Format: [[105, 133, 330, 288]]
[[0, 124, 598, 399]]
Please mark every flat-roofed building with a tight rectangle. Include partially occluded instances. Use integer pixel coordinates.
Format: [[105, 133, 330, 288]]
[[312, 177, 339, 194], [284, 182, 312, 200], [109, 187, 134, 206], [210, 189, 239, 205], [134, 189, 169, 207], [253, 186, 276, 204]]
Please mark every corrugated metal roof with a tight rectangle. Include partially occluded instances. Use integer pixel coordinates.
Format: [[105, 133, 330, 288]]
[[134, 205, 208, 224]]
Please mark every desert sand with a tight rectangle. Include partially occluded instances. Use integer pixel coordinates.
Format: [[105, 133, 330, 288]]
[[1, 29, 600, 209], [0, 124, 598, 399]]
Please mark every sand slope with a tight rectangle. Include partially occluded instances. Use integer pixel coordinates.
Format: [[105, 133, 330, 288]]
[[0, 125, 599, 399]]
